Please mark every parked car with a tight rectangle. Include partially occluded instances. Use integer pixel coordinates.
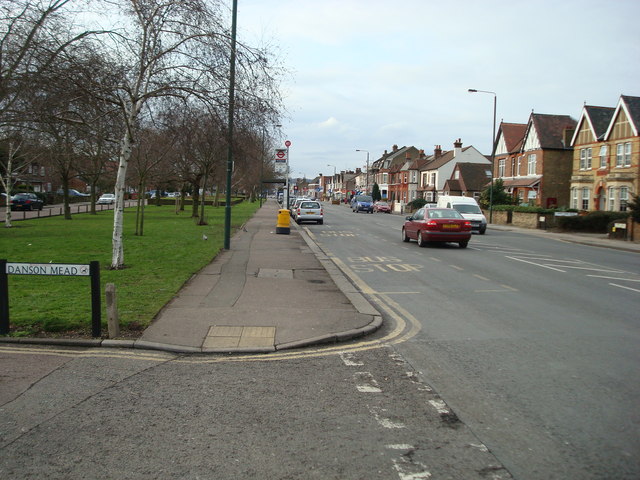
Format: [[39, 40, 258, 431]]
[[294, 200, 323, 224], [10, 192, 44, 211], [436, 195, 486, 234], [97, 193, 116, 205], [402, 207, 472, 248], [57, 189, 90, 197], [290, 197, 309, 218], [351, 194, 374, 213], [373, 201, 391, 213]]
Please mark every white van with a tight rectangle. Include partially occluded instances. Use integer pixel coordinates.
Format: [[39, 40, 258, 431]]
[[436, 195, 487, 234]]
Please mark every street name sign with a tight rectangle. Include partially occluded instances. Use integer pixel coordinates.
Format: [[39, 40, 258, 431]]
[[6, 262, 91, 276]]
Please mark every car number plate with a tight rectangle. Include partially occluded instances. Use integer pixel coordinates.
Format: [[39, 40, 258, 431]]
[[305, 211, 314, 214], [442, 224, 459, 229]]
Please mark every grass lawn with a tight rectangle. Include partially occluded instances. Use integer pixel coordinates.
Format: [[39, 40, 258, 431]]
[[0, 201, 260, 337]]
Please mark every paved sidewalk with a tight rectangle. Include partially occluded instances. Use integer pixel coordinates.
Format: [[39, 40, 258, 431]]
[[135, 200, 381, 353]]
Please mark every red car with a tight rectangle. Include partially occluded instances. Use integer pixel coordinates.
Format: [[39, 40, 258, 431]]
[[402, 207, 472, 248], [373, 201, 391, 213]]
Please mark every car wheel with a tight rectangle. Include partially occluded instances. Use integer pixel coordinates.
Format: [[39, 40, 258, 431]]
[[402, 228, 410, 242], [480, 228, 486, 235], [296, 218, 301, 225], [459, 241, 469, 248], [318, 219, 323, 225], [417, 231, 426, 247]]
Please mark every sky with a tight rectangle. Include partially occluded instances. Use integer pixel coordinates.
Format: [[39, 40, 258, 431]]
[[237, 0, 640, 180]]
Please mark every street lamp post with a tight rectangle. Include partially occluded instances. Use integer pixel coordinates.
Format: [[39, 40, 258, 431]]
[[224, 0, 238, 250], [327, 164, 336, 199], [355, 149, 369, 194], [468, 88, 497, 224]]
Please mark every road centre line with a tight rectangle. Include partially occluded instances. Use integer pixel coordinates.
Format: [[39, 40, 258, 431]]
[[473, 274, 490, 281], [449, 265, 464, 271], [610, 283, 640, 293]]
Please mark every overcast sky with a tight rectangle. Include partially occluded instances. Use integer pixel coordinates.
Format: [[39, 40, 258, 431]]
[[238, 0, 640, 180]]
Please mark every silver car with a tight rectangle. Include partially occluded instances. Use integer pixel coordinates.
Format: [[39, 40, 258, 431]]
[[294, 200, 323, 224]]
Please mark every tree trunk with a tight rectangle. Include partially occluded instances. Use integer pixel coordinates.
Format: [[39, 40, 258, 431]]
[[111, 130, 133, 269]]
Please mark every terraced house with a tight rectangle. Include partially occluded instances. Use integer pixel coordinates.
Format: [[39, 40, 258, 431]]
[[570, 95, 640, 211]]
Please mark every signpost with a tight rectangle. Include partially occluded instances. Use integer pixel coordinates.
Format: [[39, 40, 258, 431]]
[[0, 260, 102, 337]]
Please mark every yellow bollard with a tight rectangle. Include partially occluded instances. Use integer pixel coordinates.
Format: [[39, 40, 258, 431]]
[[276, 209, 291, 235]]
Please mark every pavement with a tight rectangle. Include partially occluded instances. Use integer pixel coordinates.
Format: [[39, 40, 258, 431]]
[[2, 200, 638, 353]]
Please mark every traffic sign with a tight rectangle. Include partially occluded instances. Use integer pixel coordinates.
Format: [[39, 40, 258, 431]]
[[285, 140, 291, 147]]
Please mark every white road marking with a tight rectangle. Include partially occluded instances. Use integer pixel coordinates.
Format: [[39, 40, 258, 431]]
[[369, 406, 405, 429], [610, 283, 640, 293], [391, 458, 432, 480], [507, 256, 566, 272], [428, 399, 450, 415], [355, 371, 382, 393], [339, 352, 364, 366], [588, 275, 640, 282], [387, 444, 415, 450]]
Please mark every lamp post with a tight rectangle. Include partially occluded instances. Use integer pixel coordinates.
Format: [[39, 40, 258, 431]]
[[327, 164, 336, 199], [355, 149, 369, 194], [223, 0, 238, 250], [468, 88, 496, 224]]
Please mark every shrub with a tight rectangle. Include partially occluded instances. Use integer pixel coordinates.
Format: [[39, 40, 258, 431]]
[[556, 210, 629, 232], [408, 198, 427, 210]]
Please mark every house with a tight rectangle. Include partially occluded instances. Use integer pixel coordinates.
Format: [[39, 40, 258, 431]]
[[370, 145, 420, 200], [495, 113, 576, 208], [418, 140, 490, 202], [570, 95, 639, 211], [443, 163, 492, 199]]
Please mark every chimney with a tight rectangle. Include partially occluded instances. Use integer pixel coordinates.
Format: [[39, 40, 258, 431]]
[[453, 138, 463, 156], [392, 144, 398, 152], [419, 149, 425, 159], [405, 152, 411, 159], [434, 145, 442, 157], [356, 167, 361, 173]]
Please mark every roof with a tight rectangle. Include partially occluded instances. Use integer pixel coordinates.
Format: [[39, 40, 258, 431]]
[[570, 105, 615, 145], [452, 163, 492, 191], [604, 95, 640, 139], [500, 123, 527, 152], [528, 113, 577, 150], [502, 175, 542, 188]]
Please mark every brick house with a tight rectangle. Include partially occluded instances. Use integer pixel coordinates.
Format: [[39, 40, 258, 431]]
[[443, 163, 492, 200], [417, 140, 490, 202], [370, 145, 420, 200], [570, 95, 639, 211], [496, 113, 576, 208]]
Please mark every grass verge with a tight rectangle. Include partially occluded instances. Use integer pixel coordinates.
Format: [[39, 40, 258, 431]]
[[0, 201, 260, 338]]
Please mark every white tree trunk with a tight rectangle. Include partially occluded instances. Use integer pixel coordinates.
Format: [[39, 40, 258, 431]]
[[111, 123, 135, 269]]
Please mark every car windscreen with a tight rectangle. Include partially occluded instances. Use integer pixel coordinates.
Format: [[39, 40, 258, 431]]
[[454, 204, 482, 214], [357, 196, 373, 202], [300, 202, 319, 209]]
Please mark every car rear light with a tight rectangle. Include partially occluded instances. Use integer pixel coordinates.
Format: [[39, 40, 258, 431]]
[[296, 208, 300, 215], [320, 208, 323, 215], [426, 220, 438, 228]]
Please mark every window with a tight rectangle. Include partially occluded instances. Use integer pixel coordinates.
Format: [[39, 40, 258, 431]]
[[527, 154, 537, 175], [425, 191, 433, 201], [571, 188, 578, 209], [599, 145, 607, 168], [616, 144, 624, 167], [430, 173, 436, 185], [608, 187, 615, 211], [382, 173, 388, 183], [624, 142, 632, 167], [620, 186, 629, 211], [580, 148, 592, 170], [454, 170, 460, 179], [581, 187, 590, 210], [498, 159, 505, 177]]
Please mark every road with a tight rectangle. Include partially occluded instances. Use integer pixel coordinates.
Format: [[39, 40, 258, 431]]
[[308, 202, 640, 480]]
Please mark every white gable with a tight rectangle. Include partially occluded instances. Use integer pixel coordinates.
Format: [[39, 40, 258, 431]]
[[495, 134, 509, 156], [523, 125, 540, 151]]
